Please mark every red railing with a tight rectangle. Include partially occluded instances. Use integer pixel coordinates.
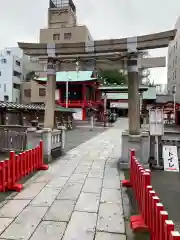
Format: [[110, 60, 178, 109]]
[[122, 149, 180, 240], [0, 141, 48, 192], [58, 99, 103, 106]]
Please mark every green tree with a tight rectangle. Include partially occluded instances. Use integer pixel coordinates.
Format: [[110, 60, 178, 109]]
[[99, 70, 127, 85], [25, 71, 38, 81]]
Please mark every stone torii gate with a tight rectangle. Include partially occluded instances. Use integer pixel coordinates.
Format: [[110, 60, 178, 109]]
[[18, 29, 176, 164]]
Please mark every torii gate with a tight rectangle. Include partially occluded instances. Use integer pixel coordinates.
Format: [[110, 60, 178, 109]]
[[18, 29, 175, 135]]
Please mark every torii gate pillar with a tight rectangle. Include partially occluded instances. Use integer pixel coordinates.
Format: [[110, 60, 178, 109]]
[[120, 40, 150, 167], [44, 59, 57, 129], [127, 57, 140, 135]]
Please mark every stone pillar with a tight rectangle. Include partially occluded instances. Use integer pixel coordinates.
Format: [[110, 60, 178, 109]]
[[127, 57, 140, 135], [59, 126, 66, 154], [41, 128, 52, 163], [44, 59, 57, 129]]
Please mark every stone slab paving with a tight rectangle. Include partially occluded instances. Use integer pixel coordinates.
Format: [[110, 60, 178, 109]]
[[0, 119, 127, 240]]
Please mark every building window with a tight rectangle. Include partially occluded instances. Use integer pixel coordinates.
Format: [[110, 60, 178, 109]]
[[64, 32, 72, 40], [53, 34, 60, 40], [13, 83, 20, 90], [1, 59, 6, 64], [0, 71, 1, 76], [4, 95, 9, 102], [4, 84, 6, 92], [6, 51, 11, 55], [15, 60, 21, 66], [39, 88, 46, 96], [24, 89, 31, 98], [13, 70, 21, 79]]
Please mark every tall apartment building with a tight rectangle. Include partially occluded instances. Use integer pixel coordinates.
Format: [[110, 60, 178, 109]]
[[0, 47, 24, 103], [167, 17, 180, 100], [39, 0, 94, 71], [0, 47, 43, 103]]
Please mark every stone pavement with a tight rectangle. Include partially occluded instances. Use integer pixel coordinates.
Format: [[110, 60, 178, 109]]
[[0, 119, 128, 240]]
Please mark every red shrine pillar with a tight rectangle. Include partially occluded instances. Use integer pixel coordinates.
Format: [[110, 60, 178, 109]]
[[82, 84, 86, 121]]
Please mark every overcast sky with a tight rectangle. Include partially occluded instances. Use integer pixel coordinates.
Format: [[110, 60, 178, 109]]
[[1, 0, 179, 84]]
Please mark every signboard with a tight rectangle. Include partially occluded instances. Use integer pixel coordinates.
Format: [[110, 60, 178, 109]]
[[110, 102, 128, 109], [149, 109, 164, 136], [163, 145, 179, 172], [73, 108, 82, 120]]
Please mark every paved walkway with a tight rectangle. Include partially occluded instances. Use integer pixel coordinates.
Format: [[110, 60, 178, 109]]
[[0, 119, 127, 240]]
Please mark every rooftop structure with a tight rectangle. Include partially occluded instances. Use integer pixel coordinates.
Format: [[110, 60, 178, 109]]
[[37, 71, 96, 82], [49, 0, 76, 13]]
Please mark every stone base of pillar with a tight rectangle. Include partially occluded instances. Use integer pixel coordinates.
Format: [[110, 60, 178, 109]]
[[119, 130, 150, 169], [34, 127, 66, 163]]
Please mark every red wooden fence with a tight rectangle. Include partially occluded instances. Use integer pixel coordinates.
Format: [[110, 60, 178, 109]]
[[0, 140, 48, 192], [122, 149, 180, 240]]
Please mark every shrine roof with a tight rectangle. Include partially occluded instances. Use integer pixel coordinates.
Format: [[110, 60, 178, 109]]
[[0, 102, 75, 113], [37, 71, 97, 82]]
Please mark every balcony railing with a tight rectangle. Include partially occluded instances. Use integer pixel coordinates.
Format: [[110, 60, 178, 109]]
[[57, 99, 103, 106]]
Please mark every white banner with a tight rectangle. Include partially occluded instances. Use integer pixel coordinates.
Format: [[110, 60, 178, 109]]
[[163, 145, 179, 172], [110, 102, 128, 109], [149, 109, 164, 136]]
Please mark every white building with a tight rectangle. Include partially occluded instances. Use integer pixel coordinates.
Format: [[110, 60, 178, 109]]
[[0, 47, 24, 103], [156, 84, 168, 94], [167, 17, 180, 100]]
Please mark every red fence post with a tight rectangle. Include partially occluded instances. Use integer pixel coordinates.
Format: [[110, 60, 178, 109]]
[[169, 231, 180, 240], [155, 202, 164, 240], [122, 149, 135, 187], [32, 149, 35, 171], [148, 190, 156, 236], [21, 152, 25, 177], [37, 141, 48, 171], [146, 185, 153, 228], [0, 161, 2, 192], [151, 196, 160, 240], [6, 158, 11, 189], [9, 151, 16, 188], [29, 149, 32, 173], [160, 211, 169, 240], [142, 172, 151, 226], [129, 149, 135, 183], [0, 161, 6, 192], [7, 153, 23, 192], [165, 220, 175, 240], [24, 151, 27, 176]]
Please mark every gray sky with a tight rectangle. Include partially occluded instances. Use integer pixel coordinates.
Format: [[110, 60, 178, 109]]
[[1, 0, 180, 84]]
